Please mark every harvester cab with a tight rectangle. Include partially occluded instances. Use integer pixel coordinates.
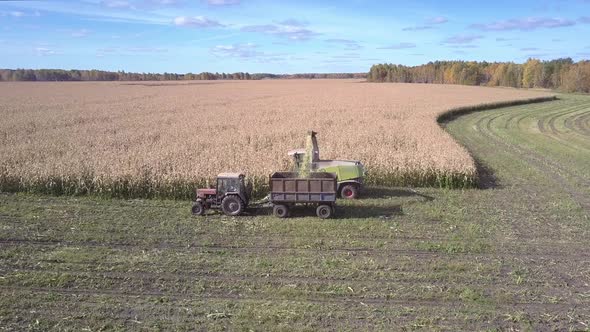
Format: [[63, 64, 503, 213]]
[[192, 173, 251, 216], [288, 131, 365, 199]]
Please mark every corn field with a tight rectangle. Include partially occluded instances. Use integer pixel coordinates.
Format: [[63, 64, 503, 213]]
[[0, 80, 553, 198]]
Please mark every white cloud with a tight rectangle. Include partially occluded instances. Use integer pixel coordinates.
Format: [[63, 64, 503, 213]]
[[427, 16, 448, 24], [442, 34, 484, 44], [35, 47, 58, 56], [96, 46, 168, 57], [71, 29, 90, 38], [1, 11, 30, 18], [210, 43, 287, 63], [149, 0, 180, 4], [211, 43, 260, 57], [173, 16, 224, 28], [402, 26, 434, 31], [241, 20, 319, 41], [331, 53, 360, 59], [325, 39, 362, 50], [126, 47, 168, 53], [207, 0, 240, 5], [377, 42, 416, 50], [470, 17, 575, 31], [402, 16, 448, 31], [100, 0, 133, 9]]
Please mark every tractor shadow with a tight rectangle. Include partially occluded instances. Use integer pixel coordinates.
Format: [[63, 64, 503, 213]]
[[248, 204, 405, 219]]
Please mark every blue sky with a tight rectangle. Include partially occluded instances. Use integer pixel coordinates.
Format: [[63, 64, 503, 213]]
[[1, 0, 590, 73]]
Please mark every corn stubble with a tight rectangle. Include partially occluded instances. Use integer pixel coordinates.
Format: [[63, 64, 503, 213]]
[[0, 80, 552, 198]]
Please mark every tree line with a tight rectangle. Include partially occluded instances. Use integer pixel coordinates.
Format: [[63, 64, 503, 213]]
[[0, 69, 366, 82], [367, 58, 590, 93]]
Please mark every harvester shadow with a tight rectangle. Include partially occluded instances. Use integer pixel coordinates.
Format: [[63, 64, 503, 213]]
[[474, 157, 500, 189], [363, 187, 435, 202], [243, 186, 436, 219], [336, 204, 404, 219]]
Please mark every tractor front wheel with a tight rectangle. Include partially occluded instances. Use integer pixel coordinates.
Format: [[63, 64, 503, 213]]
[[339, 184, 359, 199], [273, 204, 289, 218], [316, 205, 333, 219], [221, 195, 244, 216], [192, 201, 205, 216]]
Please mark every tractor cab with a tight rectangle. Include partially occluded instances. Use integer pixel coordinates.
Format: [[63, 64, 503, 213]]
[[193, 173, 251, 216], [215, 173, 250, 205]]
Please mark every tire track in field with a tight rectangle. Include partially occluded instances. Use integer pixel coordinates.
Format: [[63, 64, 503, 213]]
[[538, 104, 587, 135], [557, 104, 590, 139], [475, 111, 590, 212], [495, 106, 590, 184], [547, 109, 584, 135], [1, 238, 589, 259], [502, 102, 550, 130], [486, 109, 590, 193], [2, 226, 587, 251], [0, 238, 475, 257], [0, 299, 467, 330], [539, 106, 590, 153], [573, 112, 590, 135], [0, 285, 582, 311], [0, 306, 507, 332], [3, 265, 586, 293], [0, 238, 459, 256], [484, 118, 589, 210]]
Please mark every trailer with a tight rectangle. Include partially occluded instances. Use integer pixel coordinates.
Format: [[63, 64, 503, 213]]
[[269, 172, 337, 219]]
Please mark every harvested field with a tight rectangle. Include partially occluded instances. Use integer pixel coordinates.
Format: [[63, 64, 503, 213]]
[[0, 80, 552, 198]]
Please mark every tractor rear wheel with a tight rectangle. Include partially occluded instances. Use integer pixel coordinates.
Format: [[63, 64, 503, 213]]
[[273, 204, 289, 218], [192, 201, 205, 216], [316, 204, 333, 219], [221, 195, 244, 216], [340, 184, 358, 199]]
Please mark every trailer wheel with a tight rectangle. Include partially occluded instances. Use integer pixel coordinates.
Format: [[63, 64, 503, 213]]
[[273, 204, 289, 218], [340, 184, 358, 199], [221, 195, 244, 216], [316, 205, 333, 219], [192, 202, 205, 216]]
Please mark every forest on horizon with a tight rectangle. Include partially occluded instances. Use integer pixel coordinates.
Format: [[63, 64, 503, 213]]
[[368, 58, 590, 93], [1, 57, 589, 93], [0, 70, 366, 82]]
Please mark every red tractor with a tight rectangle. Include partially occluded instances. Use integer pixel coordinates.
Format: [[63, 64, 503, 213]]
[[191, 173, 252, 216]]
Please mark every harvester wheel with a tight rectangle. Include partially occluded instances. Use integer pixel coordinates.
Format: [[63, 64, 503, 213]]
[[221, 195, 244, 216], [273, 204, 289, 218], [192, 202, 205, 216], [316, 205, 333, 219], [340, 184, 358, 199]]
